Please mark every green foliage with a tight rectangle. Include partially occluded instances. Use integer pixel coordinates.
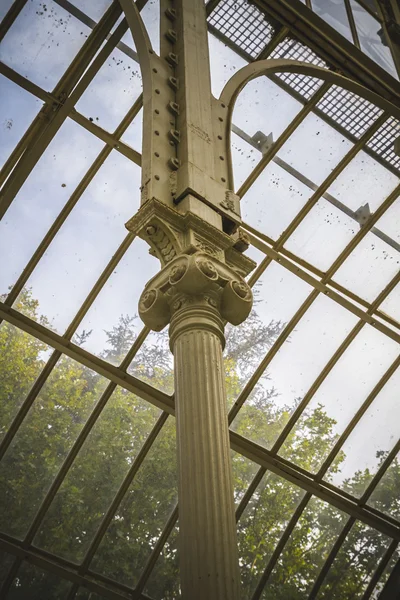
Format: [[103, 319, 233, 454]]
[[0, 290, 398, 599]]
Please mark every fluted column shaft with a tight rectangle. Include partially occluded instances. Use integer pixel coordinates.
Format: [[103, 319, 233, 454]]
[[170, 302, 241, 600]]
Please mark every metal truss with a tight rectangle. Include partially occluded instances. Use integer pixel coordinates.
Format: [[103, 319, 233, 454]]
[[0, 0, 400, 597]]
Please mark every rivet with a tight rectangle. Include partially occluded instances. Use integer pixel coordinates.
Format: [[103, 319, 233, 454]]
[[219, 155, 224, 161], [218, 117, 223, 122], [155, 88, 160, 94], [155, 152, 160, 157], [155, 109, 160, 114], [221, 103, 226, 108], [221, 177, 226, 182], [155, 175, 160, 180], [155, 130, 160, 135], [153, 68, 158, 73], [218, 135, 223, 140]]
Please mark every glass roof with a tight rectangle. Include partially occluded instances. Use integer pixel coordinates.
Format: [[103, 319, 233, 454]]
[[0, 0, 399, 598]]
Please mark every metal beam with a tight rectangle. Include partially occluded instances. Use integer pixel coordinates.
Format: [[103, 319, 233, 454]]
[[0, 535, 153, 600], [252, 0, 400, 106]]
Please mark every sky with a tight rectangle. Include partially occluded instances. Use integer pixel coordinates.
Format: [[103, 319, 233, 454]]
[[0, 0, 399, 488]]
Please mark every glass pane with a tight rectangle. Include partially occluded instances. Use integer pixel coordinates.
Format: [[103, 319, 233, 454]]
[[368, 547, 400, 598], [144, 524, 180, 599], [8, 561, 72, 599], [76, 47, 142, 132], [325, 366, 400, 495], [312, 0, 353, 42], [228, 260, 313, 399], [241, 160, 313, 240], [380, 281, 400, 323], [233, 77, 303, 142], [34, 388, 161, 562], [15, 152, 140, 333], [334, 207, 400, 303], [69, 0, 113, 21], [141, 0, 160, 54], [350, 0, 398, 79], [234, 294, 357, 454], [121, 107, 143, 152], [76, 237, 159, 364], [263, 498, 347, 597], [0, 0, 89, 89], [0, 75, 42, 169], [231, 451, 260, 507], [238, 471, 305, 598], [0, 357, 108, 538], [318, 521, 392, 598], [90, 418, 177, 588], [368, 450, 400, 521], [277, 112, 354, 186], [208, 32, 247, 98], [281, 325, 399, 473], [0, 551, 14, 588], [0, 0, 14, 22], [0, 308, 50, 443], [325, 149, 399, 214], [0, 120, 103, 294], [284, 197, 358, 271], [128, 329, 174, 395]]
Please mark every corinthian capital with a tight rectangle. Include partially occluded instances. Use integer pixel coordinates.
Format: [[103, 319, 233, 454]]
[[138, 252, 253, 335]]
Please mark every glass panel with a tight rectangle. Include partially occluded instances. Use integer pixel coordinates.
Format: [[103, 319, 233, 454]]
[[0, 551, 14, 588], [325, 366, 400, 495], [0, 357, 108, 538], [325, 150, 399, 214], [368, 450, 400, 521], [0, 0, 89, 89], [90, 418, 177, 588], [69, 0, 113, 21], [312, 0, 353, 42], [34, 388, 161, 562], [231, 131, 259, 190], [121, 107, 143, 152], [231, 451, 260, 507], [0, 120, 103, 294], [208, 32, 248, 98], [228, 261, 313, 398], [277, 112, 354, 186], [350, 0, 398, 79], [241, 160, 313, 240], [284, 197, 358, 271], [380, 282, 400, 324], [128, 330, 174, 395], [281, 325, 399, 473], [334, 204, 400, 303], [15, 152, 140, 333], [76, 237, 159, 364], [262, 498, 347, 597], [237, 471, 305, 598], [76, 47, 142, 132], [318, 521, 392, 598], [234, 294, 357, 454], [0, 75, 42, 169], [369, 547, 400, 598], [8, 561, 72, 599], [0, 0, 14, 22], [144, 524, 181, 599], [0, 305, 50, 443], [141, 0, 160, 54], [232, 77, 303, 142]]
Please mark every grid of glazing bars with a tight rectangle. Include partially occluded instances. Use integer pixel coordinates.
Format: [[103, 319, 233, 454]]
[[0, 0, 399, 599], [209, 0, 400, 176], [208, 0, 275, 58]]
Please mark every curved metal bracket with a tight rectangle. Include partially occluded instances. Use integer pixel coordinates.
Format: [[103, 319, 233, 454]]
[[218, 59, 400, 190]]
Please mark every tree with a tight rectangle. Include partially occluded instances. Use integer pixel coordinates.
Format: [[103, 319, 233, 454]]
[[0, 290, 398, 599]]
